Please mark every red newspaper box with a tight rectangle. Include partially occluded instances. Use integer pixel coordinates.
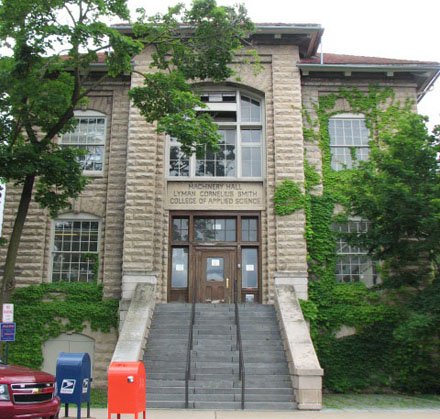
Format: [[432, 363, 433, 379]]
[[107, 361, 146, 419]]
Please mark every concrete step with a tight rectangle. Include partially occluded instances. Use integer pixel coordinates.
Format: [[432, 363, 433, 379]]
[[245, 375, 291, 386], [192, 367, 235, 375], [147, 379, 185, 388], [190, 379, 235, 388], [148, 372, 185, 380], [244, 393, 293, 402], [243, 401, 296, 410], [144, 303, 295, 411], [191, 393, 236, 402], [192, 401, 241, 410], [147, 400, 186, 409]]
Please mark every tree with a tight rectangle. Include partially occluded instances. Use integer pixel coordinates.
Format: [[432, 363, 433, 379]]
[[345, 111, 440, 289], [0, 0, 254, 304]]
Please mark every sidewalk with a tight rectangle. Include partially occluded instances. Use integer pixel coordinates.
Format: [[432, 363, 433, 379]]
[[64, 407, 440, 419]]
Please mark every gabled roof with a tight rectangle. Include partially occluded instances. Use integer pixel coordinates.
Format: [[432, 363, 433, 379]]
[[298, 53, 440, 102]]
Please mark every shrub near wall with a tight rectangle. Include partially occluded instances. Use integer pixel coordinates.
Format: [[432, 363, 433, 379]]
[[8, 282, 118, 368]]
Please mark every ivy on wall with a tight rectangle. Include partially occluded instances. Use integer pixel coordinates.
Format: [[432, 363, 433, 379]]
[[282, 86, 440, 393], [273, 179, 305, 215], [8, 282, 118, 368]]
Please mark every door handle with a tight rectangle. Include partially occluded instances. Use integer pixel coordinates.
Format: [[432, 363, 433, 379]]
[[226, 277, 230, 288]]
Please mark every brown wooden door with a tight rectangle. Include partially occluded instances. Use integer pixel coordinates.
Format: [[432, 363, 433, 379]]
[[195, 249, 236, 303]]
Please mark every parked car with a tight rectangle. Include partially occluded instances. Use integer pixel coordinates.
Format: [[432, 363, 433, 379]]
[[0, 360, 60, 418]]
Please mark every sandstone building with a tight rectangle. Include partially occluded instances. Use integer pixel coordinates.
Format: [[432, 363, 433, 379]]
[[1, 24, 439, 409]]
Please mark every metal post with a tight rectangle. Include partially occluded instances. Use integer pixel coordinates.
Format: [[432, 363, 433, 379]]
[[4, 342, 9, 364]]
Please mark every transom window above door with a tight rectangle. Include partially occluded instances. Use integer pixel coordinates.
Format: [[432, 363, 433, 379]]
[[168, 89, 264, 179]]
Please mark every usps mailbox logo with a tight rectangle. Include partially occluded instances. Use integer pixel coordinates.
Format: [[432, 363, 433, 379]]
[[60, 379, 76, 394], [82, 378, 89, 394]]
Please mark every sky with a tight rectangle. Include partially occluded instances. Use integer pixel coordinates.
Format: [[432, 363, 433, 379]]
[[126, 0, 440, 130]]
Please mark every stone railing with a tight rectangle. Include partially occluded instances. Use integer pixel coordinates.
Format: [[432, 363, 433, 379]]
[[111, 282, 156, 362], [274, 282, 323, 410]]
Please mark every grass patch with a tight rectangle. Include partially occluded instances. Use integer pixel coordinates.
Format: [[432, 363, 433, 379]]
[[324, 394, 440, 409], [78, 388, 107, 408]]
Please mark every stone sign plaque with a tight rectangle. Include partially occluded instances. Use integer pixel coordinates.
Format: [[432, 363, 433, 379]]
[[166, 181, 265, 210]]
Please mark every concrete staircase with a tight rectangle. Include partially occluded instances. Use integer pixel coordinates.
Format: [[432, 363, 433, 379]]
[[144, 303, 296, 410]]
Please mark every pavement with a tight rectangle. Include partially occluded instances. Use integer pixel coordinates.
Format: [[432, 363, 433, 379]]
[[62, 407, 440, 419]]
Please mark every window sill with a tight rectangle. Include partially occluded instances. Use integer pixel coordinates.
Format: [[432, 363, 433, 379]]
[[84, 171, 104, 178]]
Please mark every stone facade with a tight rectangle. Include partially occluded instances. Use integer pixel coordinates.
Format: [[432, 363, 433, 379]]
[[1, 24, 437, 397]]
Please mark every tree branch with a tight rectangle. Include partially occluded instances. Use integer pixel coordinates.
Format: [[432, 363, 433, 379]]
[[64, 5, 77, 26]]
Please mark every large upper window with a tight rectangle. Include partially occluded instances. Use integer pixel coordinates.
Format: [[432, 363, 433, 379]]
[[51, 218, 100, 282], [334, 220, 377, 286], [61, 111, 106, 173], [168, 90, 263, 179], [329, 114, 370, 170]]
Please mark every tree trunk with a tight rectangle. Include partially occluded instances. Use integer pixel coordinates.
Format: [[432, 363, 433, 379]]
[[1, 175, 35, 306]]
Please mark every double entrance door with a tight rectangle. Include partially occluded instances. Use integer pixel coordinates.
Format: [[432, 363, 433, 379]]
[[194, 248, 236, 303]]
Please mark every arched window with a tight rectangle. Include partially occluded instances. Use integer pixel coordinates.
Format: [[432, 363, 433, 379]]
[[51, 214, 100, 282], [60, 110, 107, 173], [168, 89, 264, 179], [329, 113, 370, 170]]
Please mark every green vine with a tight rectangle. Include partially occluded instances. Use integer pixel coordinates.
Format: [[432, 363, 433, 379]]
[[8, 282, 118, 368], [273, 179, 305, 215], [84, 252, 99, 282], [296, 86, 437, 392]]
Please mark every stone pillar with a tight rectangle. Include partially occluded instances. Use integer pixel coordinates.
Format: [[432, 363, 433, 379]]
[[271, 45, 309, 296]]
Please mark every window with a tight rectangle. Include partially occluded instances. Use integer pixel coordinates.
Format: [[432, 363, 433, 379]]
[[194, 218, 236, 242], [51, 219, 99, 282], [329, 115, 370, 170], [168, 90, 263, 178], [242, 248, 258, 288], [171, 248, 189, 288], [334, 220, 377, 286], [61, 111, 106, 172]]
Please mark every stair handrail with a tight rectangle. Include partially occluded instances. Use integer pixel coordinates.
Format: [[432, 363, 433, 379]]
[[185, 289, 196, 408], [234, 283, 245, 410]]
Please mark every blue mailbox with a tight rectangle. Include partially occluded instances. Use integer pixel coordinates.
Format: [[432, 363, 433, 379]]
[[56, 352, 92, 419]]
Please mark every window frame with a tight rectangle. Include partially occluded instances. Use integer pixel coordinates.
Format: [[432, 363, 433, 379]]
[[60, 110, 107, 176], [329, 113, 370, 171], [50, 213, 101, 283], [166, 88, 265, 180], [334, 219, 378, 286]]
